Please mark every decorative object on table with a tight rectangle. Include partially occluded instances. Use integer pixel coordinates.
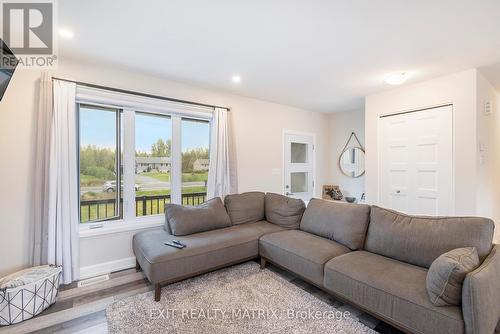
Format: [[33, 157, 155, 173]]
[[360, 193, 366, 203], [339, 132, 365, 178], [0, 265, 62, 326], [322, 185, 344, 201], [345, 196, 356, 203]]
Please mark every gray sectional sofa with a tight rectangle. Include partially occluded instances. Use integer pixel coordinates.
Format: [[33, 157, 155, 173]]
[[133, 192, 500, 334]]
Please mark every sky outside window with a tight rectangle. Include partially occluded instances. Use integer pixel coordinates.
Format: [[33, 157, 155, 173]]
[[81, 111, 209, 152]]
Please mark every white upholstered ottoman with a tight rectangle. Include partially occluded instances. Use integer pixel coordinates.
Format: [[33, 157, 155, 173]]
[[0, 265, 62, 326]]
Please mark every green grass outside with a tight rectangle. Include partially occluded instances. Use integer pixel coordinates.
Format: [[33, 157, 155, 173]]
[[141, 172, 171, 182], [81, 172, 208, 189], [80, 174, 107, 187], [135, 186, 206, 197], [181, 172, 208, 182], [81, 191, 114, 200], [141, 172, 208, 183]]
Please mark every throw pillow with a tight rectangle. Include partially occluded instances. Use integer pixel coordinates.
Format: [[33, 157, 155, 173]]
[[426, 247, 480, 306], [165, 197, 232, 236]]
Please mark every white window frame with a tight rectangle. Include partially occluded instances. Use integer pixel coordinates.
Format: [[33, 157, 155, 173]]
[[77, 86, 213, 237]]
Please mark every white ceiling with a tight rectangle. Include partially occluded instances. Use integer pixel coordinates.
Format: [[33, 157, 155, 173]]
[[58, 0, 500, 113]]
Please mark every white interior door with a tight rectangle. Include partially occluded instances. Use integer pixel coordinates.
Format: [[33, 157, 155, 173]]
[[284, 132, 314, 202], [379, 105, 453, 215]]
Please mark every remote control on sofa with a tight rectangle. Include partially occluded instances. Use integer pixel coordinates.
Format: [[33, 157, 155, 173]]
[[172, 240, 186, 247], [164, 241, 185, 249]]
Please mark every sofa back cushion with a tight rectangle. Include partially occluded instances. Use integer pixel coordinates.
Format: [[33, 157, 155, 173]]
[[165, 197, 232, 236], [265, 193, 305, 229], [365, 206, 494, 268], [224, 192, 265, 225], [300, 199, 371, 250]]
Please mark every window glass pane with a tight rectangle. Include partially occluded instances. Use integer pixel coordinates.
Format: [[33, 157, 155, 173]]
[[135, 113, 172, 216], [181, 119, 210, 205], [291, 142, 307, 163], [291, 172, 308, 193], [79, 105, 120, 223]]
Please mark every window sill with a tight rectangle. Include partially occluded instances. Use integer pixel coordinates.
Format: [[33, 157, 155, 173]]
[[79, 215, 164, 238]]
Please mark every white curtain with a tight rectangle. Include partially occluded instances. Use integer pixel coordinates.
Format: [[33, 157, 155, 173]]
[[32, 72, 53, 266], [46, 79, 79, 284], [207, 107, 237, 198]]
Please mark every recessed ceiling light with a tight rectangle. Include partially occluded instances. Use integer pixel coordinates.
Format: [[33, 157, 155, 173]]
[[59, 28, 74, 39], [385, 72, 409, 85], [231, 75, 241, 83]]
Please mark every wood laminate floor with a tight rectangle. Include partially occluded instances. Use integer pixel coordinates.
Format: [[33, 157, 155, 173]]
[[0, 260, 405, 334]]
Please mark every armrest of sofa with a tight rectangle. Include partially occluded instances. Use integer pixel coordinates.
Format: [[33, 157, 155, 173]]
[[462, 244, 500, 334]]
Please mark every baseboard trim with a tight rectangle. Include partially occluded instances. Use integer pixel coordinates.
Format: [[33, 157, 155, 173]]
[[80, 256, 136, 280]]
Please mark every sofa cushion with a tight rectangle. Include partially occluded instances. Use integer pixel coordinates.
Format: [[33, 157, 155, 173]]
[[299, 199, 370, 250], [224, 192, 265, 225], [365, 206, 494, 268], [427, 247, 480, 306], [265, 193, 305, 229], [165, 197, 232, 236], [259, 230, 350, 286], [133, 220, 284, 283], [324, 251, 464, 334]]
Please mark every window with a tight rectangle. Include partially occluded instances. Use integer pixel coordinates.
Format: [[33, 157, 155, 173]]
[[77, 98, 212, 225], [135, 113, 172, 217], [79, 105, 122, 223], [181, 118, 210, 205]]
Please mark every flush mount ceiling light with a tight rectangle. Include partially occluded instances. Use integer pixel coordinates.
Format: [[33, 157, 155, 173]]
[[231, 75, 241, 83], [385, 72, 409, 85], [59, 28, 74, 39]]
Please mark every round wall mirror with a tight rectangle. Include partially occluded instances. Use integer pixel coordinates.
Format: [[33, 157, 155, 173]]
[[339, 147, 365, 178]]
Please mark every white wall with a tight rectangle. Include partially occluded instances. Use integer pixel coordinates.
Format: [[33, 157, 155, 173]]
[[0, 59, 331, 277], [476, 72, 500, 243], [328, 109, 365, 199], [0, 69, 43, 278], [365, 69, 478, 216], [476, 72, 498, 220]]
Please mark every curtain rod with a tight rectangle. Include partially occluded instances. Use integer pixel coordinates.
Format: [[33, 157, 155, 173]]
[[51, 76, 230, 111]]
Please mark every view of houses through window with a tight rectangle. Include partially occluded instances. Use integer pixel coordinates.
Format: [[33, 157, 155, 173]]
[[181, 118, 210, 205], [79, 104, 210, 223], [135, 112, 172, 217]]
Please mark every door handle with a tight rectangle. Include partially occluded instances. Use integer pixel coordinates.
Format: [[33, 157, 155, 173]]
[[286, 192, 294, 196]]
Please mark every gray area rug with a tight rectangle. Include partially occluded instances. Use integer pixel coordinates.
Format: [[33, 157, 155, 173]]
[[106, 262, 377, 334]]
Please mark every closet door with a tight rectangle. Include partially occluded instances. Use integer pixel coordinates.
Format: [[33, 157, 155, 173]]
[[379, 105, 453, 215]]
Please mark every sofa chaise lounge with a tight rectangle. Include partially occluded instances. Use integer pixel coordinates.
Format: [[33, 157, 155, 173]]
[[133, 192, 500, 334]]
